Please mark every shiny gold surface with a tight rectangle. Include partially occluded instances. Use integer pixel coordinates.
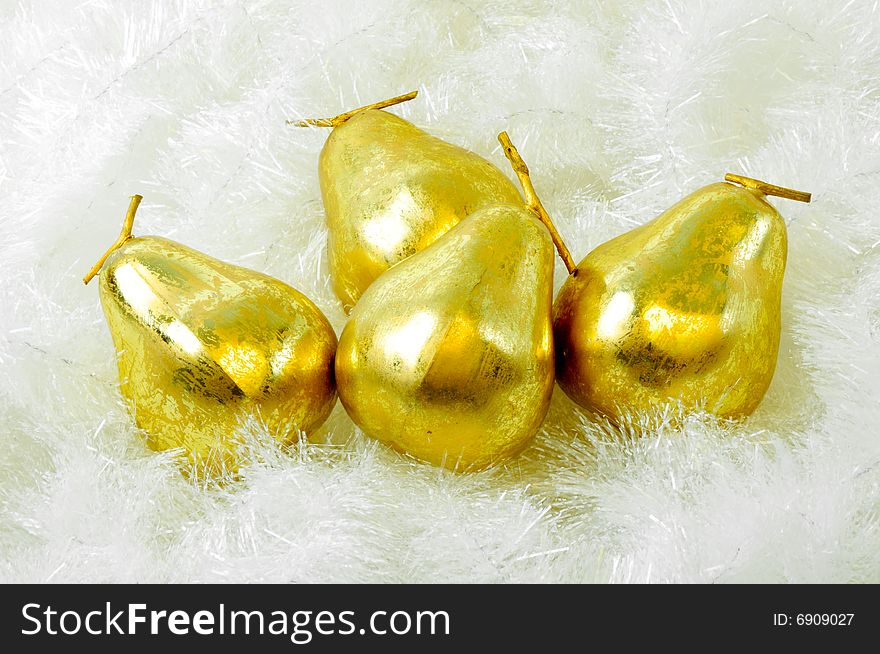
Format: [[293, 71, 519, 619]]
[[313, 104, 522, 312], [335, 203, 556, 471], [554, 180, 804, 421], [88, 200, 337, 473]]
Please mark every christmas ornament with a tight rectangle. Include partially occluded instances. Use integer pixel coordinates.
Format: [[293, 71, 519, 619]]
[[83, 196, 338, 473], [333, 132, 568, 471], [293, 91, 522, 313], [553, 174, 811, 422]]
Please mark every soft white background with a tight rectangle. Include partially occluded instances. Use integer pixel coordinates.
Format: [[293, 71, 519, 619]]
[[1, 0, 878, 582]]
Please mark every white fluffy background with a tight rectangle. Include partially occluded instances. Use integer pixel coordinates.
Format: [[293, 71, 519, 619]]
[[1, 0, 879, 583]]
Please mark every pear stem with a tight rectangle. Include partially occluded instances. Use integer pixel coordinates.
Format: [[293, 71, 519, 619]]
[[498, 131, 577, 274], [724, 173, 811, 203], [82, 194, 143, 285], [289, 90, 419, 128]]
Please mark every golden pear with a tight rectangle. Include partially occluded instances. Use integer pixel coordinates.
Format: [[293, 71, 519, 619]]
[[334, 133, 565, 470], [84, 196, 337, 474], [553, 174, 811, 422], [294, 91, 522, 312]]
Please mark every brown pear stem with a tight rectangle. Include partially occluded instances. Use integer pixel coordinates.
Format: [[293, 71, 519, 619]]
[[724, 173, 811, 203], [82, 194, 143, 285], [289, 90, 419, 128], [498, 131, 577, 274]]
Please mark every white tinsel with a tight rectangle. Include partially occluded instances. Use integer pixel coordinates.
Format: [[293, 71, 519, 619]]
[[1, 0, 878, 583]]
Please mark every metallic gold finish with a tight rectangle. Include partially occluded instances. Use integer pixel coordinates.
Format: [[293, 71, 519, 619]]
[[554, 177, 809, 421], [301, 93, 522, 312], [87, 199, 337, 473], [498, 131, 577, 273], [335, 203, 556, 471]]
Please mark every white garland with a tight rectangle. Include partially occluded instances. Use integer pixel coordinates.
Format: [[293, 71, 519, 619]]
[[1, 0, 878, 583]]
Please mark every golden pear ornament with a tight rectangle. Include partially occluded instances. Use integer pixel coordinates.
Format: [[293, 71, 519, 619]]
[[333, 133, 568, 471], [553, 173, 811, 422], [293, 91, 522, 313], [84, 196, 338, 474]]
